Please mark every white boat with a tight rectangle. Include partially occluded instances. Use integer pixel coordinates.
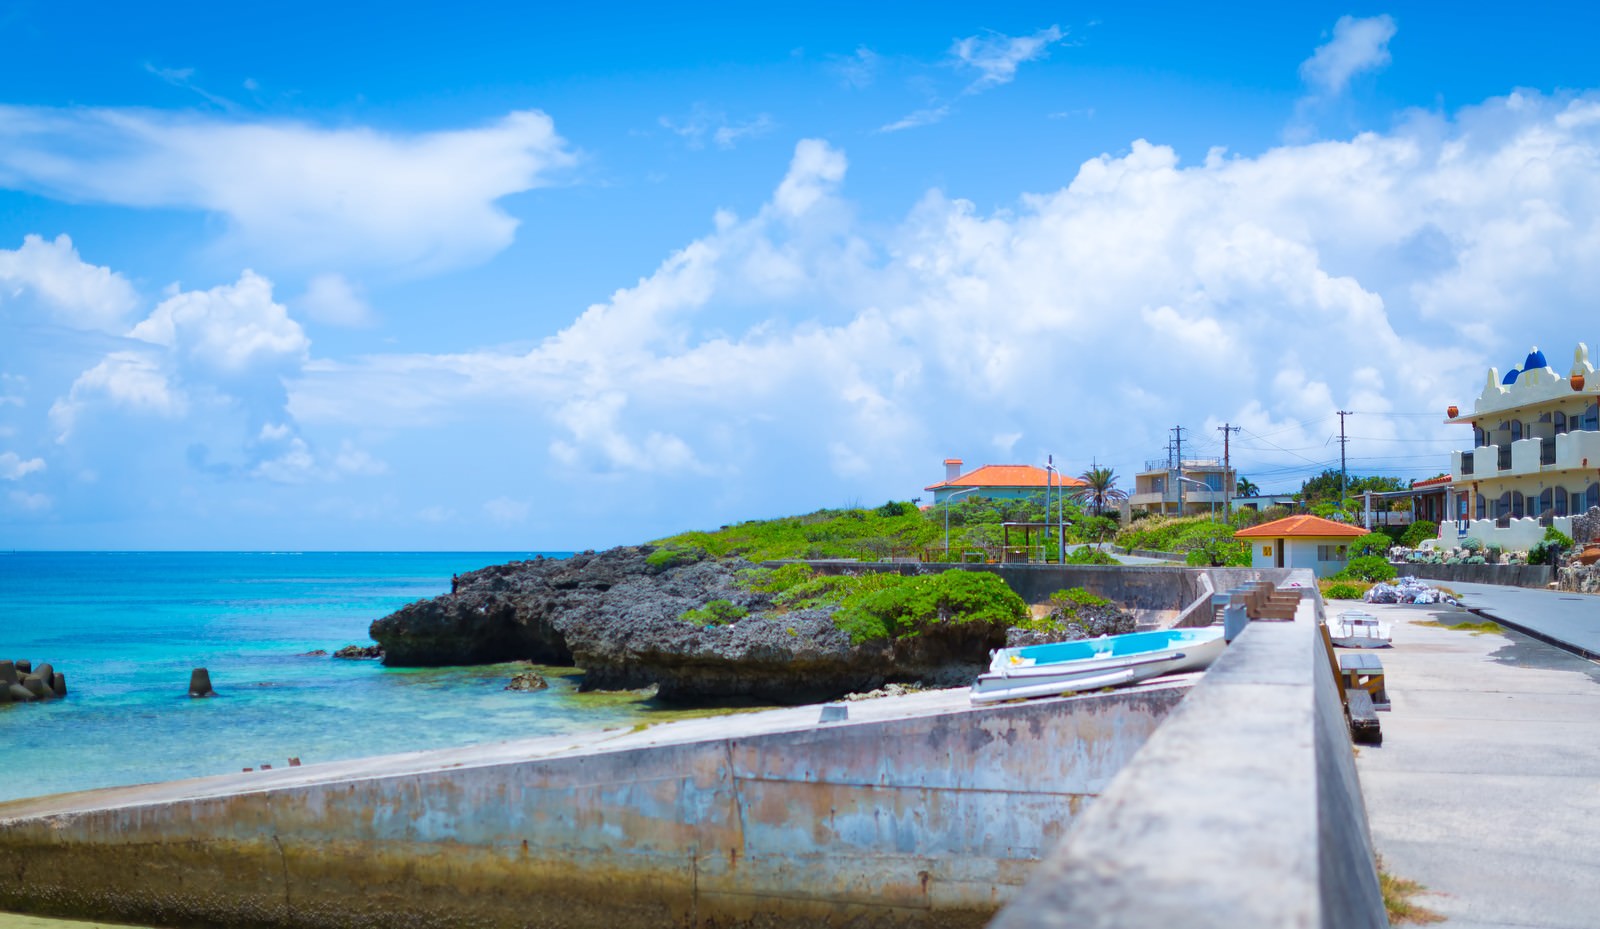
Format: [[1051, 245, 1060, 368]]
[[1327, 610, 1391, 648], [970, 627, 1227, 706]]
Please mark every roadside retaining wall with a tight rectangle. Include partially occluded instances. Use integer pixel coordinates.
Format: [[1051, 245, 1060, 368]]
[[989, 570, 1388, 929], [1392, 561, 1555, 589], [795, 562, 1302, 624], [0, 687, 1185, 929]]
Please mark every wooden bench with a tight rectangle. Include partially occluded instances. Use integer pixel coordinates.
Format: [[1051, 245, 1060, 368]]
[[1346, 688, 1383, 745], [1338, 653, 1389, 711]]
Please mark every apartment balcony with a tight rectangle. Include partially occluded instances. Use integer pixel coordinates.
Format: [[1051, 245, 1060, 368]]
[[1464, 431, 1600, 479], [1554, 429, 1600, 471]]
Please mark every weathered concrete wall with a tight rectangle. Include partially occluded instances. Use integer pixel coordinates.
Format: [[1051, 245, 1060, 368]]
[[988, 571, 1388, 929], [0, 687, 1185, 929], [1392, 561, 1555, 589]]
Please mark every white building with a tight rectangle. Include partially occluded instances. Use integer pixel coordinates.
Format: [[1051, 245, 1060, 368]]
[[1234, 514, 1368, 578], [1442, 344, 1600, 550]]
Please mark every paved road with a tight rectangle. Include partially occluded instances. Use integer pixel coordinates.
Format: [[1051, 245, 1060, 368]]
[[1353, 601, 1600, 928], [1441, 581, 1600, 658]]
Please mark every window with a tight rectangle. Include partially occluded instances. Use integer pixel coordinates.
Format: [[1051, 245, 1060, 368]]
[[1511, 491, 1525, 519], [1474, 426, 1486, 447], [1585, 403, 1600, 432], [1554, 411, 1568, 435], [1476, 494, 1487, 520], [1317, 544, 1348, 561], [1536, 488, 1552, 517], [1203, 473, 1224, 491], [1588, 482, 1600, 512], [1556, 486, 1569, 517], [1511, 420, 1523, 442]]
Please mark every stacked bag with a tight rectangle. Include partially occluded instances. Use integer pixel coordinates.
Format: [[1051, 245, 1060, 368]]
[[0, 659, 67, 703]]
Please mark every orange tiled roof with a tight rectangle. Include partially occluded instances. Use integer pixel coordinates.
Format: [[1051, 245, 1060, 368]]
[[1411, 475, 1454, 488], [926, 464, 1089, 492], [1234, 514, 1370, 539]]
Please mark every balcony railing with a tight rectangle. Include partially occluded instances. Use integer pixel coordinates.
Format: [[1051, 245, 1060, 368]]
[[1460, 451, 1474, 476], [1498, 445, 1512, 470]]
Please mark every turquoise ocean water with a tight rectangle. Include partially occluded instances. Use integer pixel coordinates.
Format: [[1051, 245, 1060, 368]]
[[0, 551, 685, 803]]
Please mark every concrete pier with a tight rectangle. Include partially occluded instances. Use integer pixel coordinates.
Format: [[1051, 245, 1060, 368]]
[[0, 684, 1186, 929]]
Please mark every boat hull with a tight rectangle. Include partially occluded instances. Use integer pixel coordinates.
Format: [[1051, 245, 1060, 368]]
[[971, 628, 1226, 705]]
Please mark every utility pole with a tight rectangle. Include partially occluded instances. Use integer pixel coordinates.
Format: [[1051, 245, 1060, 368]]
[[1172, 425, 1186, 516], [1217, 423, 1241, 522], [1337, 410, 1352, 509]]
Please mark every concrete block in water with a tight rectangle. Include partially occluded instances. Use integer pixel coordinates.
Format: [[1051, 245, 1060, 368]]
[[22, 676, 52, 699], [52, 673, 67, 697], [8, 683, 36, 702], [33, 664, 53, 688], [188, 668, 216, 698], [0, 661, 15, 687], [12, 660, 30, 675]]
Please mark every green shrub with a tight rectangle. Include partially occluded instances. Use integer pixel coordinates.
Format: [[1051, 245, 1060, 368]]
[[1544, 526, 1576, 548], [1529, 540, 1567, 566], [1064, 546, 1118, 565], [680, 599, 748, 626], [1400, 520, 1438, 548], [1465, 554, 1486, 565], [647, 544, 706, 569], [1484, 543, 1503, 564], [1322, 582, 1368, 601], [832, 570, 1026, 644], [1461, 537, 1483, 553], [1334, 555, 1397, 582], [1350, 533, 1392, 558]]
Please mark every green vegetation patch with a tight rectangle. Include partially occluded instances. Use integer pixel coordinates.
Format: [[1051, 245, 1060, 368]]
[[737, 564, 1026, 644], [679, 599, 748, 626], [1117, 515, 1249, 566], [1414, 618, 1503, 636], [1333, 555, 1398, 583], [1013, 587, 1119, 635], [1319, 580, 1369, 601], [1064, 546, 1119, 565], [655, 504, 942, 562]]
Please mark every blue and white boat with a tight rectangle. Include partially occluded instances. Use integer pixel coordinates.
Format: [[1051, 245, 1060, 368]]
[[970, 627, 1227, 705]]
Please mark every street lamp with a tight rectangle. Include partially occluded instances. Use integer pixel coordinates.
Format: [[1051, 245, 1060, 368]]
[[944, 486, 979, 556], [1177, 476, 1215, 520]]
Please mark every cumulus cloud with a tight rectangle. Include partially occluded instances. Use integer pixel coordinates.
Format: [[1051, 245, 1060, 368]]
[[288, 92, 1600, 509], [0, 233, 138, 331], [0, 107, 575, 273], [1300, 15, 1397, 97]]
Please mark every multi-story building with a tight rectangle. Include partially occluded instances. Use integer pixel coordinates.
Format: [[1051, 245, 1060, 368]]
[[1129, 457, 1235, 517], [1441, 344, 1600, 549]]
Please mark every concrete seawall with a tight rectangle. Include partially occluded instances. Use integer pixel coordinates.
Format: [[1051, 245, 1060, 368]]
[[990, 570, 1388, 929], [0, 687, 1185, 929]]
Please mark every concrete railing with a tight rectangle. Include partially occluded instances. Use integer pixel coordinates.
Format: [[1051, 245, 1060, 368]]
[[990, 571, 1388, 929]]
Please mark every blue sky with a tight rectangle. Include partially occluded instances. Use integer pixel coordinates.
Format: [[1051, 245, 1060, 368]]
[[4, 2, 1600, 549]]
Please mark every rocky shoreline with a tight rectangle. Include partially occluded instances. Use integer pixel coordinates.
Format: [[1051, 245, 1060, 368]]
[[370, 547, 1023, 703]]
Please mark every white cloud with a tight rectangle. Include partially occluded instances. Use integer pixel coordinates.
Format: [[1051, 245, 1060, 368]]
[[1300, 15, 1397, 97], [50, 349, 186, 439], [0, 234, 138, 331], [296, 273, 374, 327], [0, 107, 575, 273], [0, 451, 45, 480], [129, 270, 309, 375], [951, 26, 1064, 91], [288, 92, 1600, 507]]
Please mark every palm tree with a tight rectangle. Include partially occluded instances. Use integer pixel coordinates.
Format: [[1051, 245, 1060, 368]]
[[1235, 477, 1260, 498], [1074, 464, 1127, 516]]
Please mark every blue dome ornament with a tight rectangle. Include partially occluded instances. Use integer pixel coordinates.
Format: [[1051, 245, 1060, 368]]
[[1502, 365, 1521, 385], [1523, 346, 1547, 371]]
